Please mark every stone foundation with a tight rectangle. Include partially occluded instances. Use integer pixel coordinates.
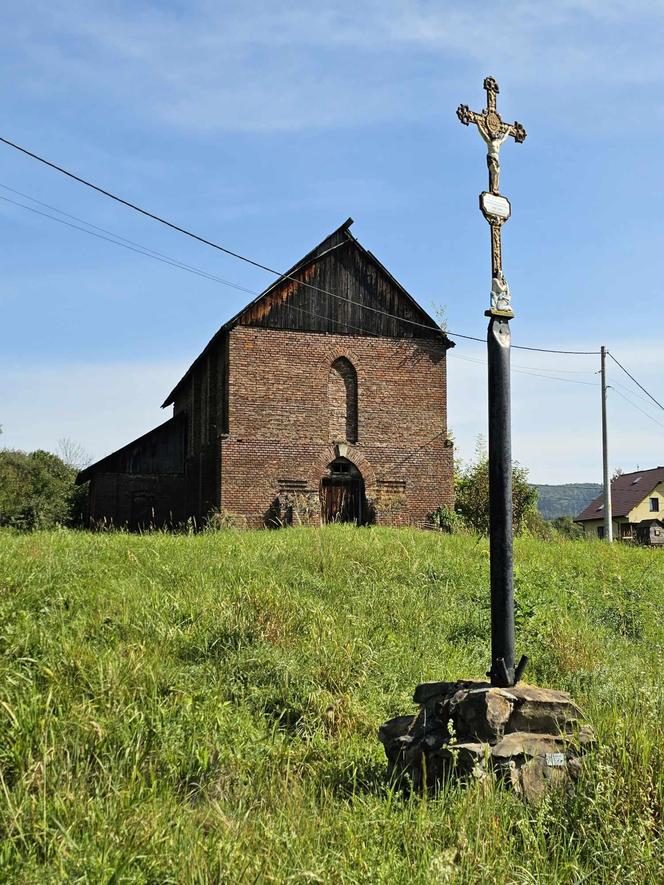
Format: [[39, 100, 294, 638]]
[[379, 681, 595, 802]]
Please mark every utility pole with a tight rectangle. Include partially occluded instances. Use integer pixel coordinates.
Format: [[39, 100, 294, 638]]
[[600, 346, 613, 542]]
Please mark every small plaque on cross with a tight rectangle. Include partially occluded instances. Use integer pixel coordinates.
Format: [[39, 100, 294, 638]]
[[480, 192, 511, 221]]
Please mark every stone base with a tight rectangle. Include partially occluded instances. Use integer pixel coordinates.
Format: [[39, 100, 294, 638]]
[[378, 681, 596, 802]]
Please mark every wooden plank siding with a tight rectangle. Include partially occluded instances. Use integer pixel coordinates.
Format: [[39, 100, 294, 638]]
[[76, 414, 186, 482], [240, 238, 441, 341]]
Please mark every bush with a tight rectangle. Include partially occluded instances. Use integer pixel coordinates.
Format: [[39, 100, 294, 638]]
[[428, 504, 464, 533], [0, 449, 86, 529], [521, 508, 554, 539], [551, 515, 585, 539], [454, 450, 538, 536]]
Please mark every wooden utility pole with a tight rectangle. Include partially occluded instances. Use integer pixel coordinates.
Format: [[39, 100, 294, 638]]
[[600, 346, 613, 541]]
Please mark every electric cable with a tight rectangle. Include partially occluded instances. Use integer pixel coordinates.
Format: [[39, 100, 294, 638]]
[[607, 352, 664, 413], [0, 135, 601, 355], [0, 134, 445, 335], [609, 386, 664, 429], [0, 192, 384, 339], [0, 182, 259, 294], [0, 194, 258, 295], [449, 352, 599, 386], [608, 375, 662, 411]]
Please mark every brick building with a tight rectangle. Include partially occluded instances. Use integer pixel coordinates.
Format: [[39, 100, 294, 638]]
[[77, 219, 455, 527]]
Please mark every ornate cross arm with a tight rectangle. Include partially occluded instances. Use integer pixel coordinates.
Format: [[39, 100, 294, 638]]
[[456, 104, 481, 127], [457, 104, 526, 143], [456, 76, 527, 194], [505, 121, 527, 143]]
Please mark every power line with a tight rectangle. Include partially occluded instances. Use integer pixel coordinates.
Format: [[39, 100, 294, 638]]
[[443, 330, 484, 343], [0, 134, 602, 356], [0, 194, 260, 295], [512, 363, 597, 375], [607, 352, 664, 413], [0, 192, 395, 342], [0, 182, 256, 295], [512, 367, 597, 386], [0, 188, 461, 342], [608, 374, 662, 410], [511, 342, 598, 355], [449, 352, 598, 386], [0, 190, 383, 339], [609, 386, 664, 429], [0, 136, 285, 274], [0, 134, 445, 336]]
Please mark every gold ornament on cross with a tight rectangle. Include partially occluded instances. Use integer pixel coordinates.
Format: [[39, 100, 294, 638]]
[[457, 76, 526, 196], [457, 77, 526, 316]]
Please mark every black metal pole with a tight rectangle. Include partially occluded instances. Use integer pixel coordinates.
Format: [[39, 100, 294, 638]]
[[487, 315, 517, 687]]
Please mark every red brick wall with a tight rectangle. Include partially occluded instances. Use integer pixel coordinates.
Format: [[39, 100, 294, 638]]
[[219, 326, 454, 527]]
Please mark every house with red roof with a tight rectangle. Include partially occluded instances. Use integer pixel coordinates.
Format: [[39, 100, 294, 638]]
[[575, 466, 664, 544]]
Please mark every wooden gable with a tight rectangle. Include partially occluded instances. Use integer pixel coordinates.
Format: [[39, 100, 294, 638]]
[[237, 218, 446, 340], [162, 219, 451, 407]]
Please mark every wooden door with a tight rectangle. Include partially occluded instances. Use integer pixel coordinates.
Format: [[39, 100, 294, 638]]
[[321, 478, 362, 524]]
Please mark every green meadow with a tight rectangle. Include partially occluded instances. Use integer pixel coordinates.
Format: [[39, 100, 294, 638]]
[[0, 527, 661, 883]]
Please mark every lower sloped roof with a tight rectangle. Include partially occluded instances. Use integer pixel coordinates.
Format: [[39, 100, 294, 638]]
[[76, 414, 186, 484]]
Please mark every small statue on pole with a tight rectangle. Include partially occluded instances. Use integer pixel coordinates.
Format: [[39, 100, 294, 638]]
[[457, 76, 528, 687]]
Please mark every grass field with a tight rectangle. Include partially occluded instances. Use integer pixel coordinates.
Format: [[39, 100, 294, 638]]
[[0, 527, 662, 883]]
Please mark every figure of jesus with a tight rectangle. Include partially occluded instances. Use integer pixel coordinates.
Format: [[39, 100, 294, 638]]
[[483, 130, 510, 195], [456, 79, 526, 198]]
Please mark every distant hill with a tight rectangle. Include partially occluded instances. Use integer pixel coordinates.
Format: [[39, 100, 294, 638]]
[[533, 483, 602, 521]]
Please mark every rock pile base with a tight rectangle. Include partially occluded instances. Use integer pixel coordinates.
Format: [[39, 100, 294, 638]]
[[379, 681, 595, 802]]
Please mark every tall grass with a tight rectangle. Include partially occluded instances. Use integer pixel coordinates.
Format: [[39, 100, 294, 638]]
[[0, 527, 661, 883]]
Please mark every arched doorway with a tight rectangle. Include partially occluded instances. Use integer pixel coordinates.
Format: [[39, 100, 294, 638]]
[[321, 458, 365, 524]]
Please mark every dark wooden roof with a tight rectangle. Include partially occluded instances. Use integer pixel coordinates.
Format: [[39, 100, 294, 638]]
[[575, 466, 664, 521], [76, 414, 185, 483], [162, 219, 452, 407]]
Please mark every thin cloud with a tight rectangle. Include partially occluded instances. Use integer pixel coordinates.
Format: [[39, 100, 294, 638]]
[[2, 2, 664, 133]]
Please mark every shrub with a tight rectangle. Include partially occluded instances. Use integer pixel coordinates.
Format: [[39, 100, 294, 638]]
[[428, 504, 464, 533], [551, 515, 585, 539], [0, 449, 85, 529], [454, 450, 538, 536]]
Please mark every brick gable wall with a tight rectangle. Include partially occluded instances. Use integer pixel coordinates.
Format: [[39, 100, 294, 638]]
[[219, 326, 453, 527]]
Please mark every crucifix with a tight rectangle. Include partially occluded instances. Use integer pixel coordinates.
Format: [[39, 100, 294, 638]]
[[457, 76, 528, 688]]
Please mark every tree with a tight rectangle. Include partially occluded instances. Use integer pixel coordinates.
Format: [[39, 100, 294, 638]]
[[56, 437, 92, 470], [454, 447, 538, 536], [0, 448, 84, 529]]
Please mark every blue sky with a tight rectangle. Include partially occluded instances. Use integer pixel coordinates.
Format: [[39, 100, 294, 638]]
[[1, 1, 663, 482]]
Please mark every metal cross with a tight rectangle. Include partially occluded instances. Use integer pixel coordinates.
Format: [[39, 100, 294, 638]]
[[457, 77, 526, 309], [456, 76, 529, 688], [457, 76, 526, 196]]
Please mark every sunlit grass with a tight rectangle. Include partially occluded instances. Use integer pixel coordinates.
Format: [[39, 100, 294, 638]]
[[0, 527, 662, 882]]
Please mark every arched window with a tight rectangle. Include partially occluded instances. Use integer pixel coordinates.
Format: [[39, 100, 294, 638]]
[[328, 357, 358, 442]]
